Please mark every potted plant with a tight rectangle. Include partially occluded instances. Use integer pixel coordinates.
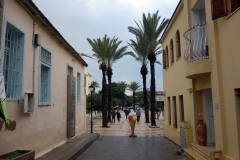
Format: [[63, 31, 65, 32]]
[[0, 150, 35, 160]]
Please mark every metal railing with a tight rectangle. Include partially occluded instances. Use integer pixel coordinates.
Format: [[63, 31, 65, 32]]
[[183, 22, 209, 63]]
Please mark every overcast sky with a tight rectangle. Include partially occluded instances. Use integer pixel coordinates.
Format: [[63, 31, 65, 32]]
[[33, 0, 179, 95]]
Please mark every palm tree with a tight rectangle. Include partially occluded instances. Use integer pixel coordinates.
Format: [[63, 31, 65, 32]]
[[128, 82, 141, 111], [83, 35, 116, 128], [127, 35, 150, 123], [106, 38, 130, 122], [128, 11, 169, 126], [91, 81, 100, 89], [116, 81, 128, 110]]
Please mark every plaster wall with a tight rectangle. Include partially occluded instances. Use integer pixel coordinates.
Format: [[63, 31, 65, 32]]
[[212, 8, 240, 159], [161, 3, 193, 146], [0, 0, 86, 158]]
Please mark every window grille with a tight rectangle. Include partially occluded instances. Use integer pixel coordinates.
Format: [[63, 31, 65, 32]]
[[3, 23, 23, 99], [39, 47, 51, 105]]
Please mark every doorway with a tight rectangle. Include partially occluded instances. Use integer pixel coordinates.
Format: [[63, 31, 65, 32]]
[[204, 89, 215, 144]]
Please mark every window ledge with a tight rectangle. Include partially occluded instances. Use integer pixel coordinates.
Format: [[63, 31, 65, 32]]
[[165, 66, 169, 70], [226, 7, 240, 19], [170, 62, 174, 66], [176, 56, 181, 61]]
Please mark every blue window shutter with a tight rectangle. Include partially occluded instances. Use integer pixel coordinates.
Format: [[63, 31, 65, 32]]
[[39, 47, 51, 106], [77, 72, 81, 103]]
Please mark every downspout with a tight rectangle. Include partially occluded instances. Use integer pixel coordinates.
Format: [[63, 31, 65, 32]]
[[32, 17, 36, 97], [210, 148, 221, 160]]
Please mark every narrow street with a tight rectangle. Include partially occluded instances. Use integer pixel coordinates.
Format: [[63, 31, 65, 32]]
[[77, 110, 188, 160]]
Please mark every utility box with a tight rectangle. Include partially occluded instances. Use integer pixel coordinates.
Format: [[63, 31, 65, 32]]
[[180, 128, 193, 149], [24, 93, 34, 113]]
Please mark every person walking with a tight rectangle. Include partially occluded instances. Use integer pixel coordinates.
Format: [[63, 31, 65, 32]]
[[116, 110, 121, 123], [136, 108, 141, 122], [111, 108, 116, 124]]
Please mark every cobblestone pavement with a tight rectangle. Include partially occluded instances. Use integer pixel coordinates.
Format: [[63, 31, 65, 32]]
[[80, 110, 189, 160]]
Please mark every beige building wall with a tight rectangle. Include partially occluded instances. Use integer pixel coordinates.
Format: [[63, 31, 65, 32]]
[[0, 0, 87, 158], [161, 0, 240, 159]]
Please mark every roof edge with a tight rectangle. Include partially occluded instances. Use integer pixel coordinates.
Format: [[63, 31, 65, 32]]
[[19, 0, 88, 67], [159, 0, 183, 43]]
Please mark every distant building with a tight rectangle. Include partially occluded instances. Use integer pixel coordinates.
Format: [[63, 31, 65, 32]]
[[84, 71, 93, 95], [155, 91, 164, 106]]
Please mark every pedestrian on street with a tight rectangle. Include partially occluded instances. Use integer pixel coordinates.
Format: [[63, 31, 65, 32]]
[[116, 110, 121, 123], [136, 108, 141, 122], [111, 108, 116, 124]]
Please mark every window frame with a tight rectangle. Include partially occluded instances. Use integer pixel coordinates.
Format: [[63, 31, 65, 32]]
[[1, 17, 25, 101], [67, 64, 73, 76], [175, 30, 181, 58], [166, 46, 169, 68], [170, 39, 174, 63], [172, 96, 177, 128], [38, 46, 52, 106], [77, 72, 81, 103], [167, 97, 171, 125]]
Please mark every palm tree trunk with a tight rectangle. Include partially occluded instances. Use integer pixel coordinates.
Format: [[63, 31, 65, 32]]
[[107, 75, 112, 122], [141, 64, 149, 123], [122, 93, 124, 110], [102, 67, 108, 127], [133, 92, 135, 112], [150, 61, 156, 126], [142, 73, 149, 123]]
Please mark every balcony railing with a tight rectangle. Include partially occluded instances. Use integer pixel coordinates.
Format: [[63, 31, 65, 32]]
[[183, 22, 209, 63]]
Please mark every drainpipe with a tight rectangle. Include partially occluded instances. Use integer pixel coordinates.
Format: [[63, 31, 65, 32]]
[[32, 17, 36, 97], [210, 148, 221, 160]]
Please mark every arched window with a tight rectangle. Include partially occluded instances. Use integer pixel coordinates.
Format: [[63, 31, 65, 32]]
[[170, 39, 174, 63], [163, 50, 166, 69], [175, 30, 181, 58], [166, 46, 169, 68]]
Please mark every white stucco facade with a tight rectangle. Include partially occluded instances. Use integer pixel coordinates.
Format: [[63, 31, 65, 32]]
[[0, 0, 88, 158]]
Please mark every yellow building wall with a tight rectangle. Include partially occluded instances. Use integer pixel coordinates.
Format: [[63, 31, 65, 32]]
[[212, 7, 240, 160], [162, 2, 193, 146], [162, 0, 240, 159]]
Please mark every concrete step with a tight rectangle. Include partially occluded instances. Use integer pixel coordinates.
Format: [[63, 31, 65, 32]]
[[184, 147, 208, 160], [191, 143, 212, 160]]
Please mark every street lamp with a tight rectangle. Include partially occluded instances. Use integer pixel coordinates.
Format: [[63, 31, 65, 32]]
[[89, 85, 95, 133]]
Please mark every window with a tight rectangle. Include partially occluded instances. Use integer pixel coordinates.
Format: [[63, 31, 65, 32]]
[[166, 46, 169, 68], [170, 39, 174, 63], [39, 47, 51, 105], [3, 21, 24, 99], [163, 50, 166, 69], [235, 89, 240, 148], [175, 30, 181, 58], [179, 95, 184, 121], [67, 65, 73, 76], [230, 0, 240, 12], [167, 97, 171, 125], [77, 72, 81, 103], [211, 0, 227, 20], [172, 96, 177, 128]]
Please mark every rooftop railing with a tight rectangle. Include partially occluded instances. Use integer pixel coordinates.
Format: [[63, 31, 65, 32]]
[[183, 22, 209, 63]]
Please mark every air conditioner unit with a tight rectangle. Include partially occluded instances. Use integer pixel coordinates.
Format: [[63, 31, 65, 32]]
[[24, 93, 34, 113]]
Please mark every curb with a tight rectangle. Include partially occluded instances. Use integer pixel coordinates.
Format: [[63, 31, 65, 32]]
[[69, 133, 100, 160]]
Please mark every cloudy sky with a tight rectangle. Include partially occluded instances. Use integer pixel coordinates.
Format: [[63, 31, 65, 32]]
[[33, 0, 179, 95]]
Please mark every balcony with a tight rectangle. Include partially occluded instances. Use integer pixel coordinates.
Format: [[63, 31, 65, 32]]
[[183, 23, 209, 63]]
